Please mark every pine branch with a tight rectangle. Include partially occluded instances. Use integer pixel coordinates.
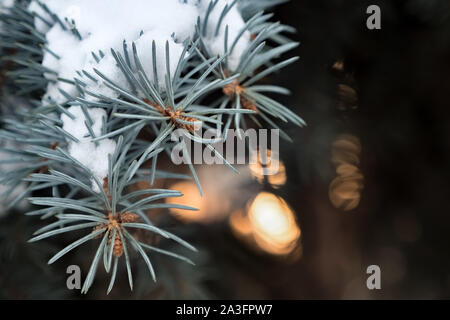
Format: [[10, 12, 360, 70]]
[[0, 0, 303, 295]]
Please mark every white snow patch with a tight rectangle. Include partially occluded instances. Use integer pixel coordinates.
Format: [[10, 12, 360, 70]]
[[61, 105, 116, 192], [28, 0, 251, 103], [29, 0, 200, 103], [0, 0, 14, 11], [198, 0, 251, 72], [0, 0, 15, 33], [133, 32, 187, 90]]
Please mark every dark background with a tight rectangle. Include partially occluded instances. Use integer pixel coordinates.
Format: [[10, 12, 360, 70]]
[[266, 0, 450, 299], [1, 0, 450, 299]]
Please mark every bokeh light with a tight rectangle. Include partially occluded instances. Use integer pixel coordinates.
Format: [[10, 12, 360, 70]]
[[249, 149, 287, 189], [230, 192, 301, 257], [166, 180, 230, 223], [329, 135, 364, 211]]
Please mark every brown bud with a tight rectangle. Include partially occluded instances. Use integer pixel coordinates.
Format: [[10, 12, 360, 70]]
[[113, 232, 123, 258], [120, 212, 140, 223], [241, 96, 258, 113], [223, 80, 244, 97], [92, 224, 107, 239]]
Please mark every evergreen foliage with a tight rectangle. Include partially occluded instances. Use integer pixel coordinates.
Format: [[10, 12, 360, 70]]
[[0, 0, 301, 294]]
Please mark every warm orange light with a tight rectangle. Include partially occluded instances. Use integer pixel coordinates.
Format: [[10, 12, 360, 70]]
[[166, 181, 204, 222], [329, 135, 364, 211], [329, 176, 362, 211], [229, 209, 253, 236], [230, 192, 301, 257], [249, 192, 300, 255], [332, 60, 344, 72], [166, 180, 230, 223], [249, 149, 286, 189]]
